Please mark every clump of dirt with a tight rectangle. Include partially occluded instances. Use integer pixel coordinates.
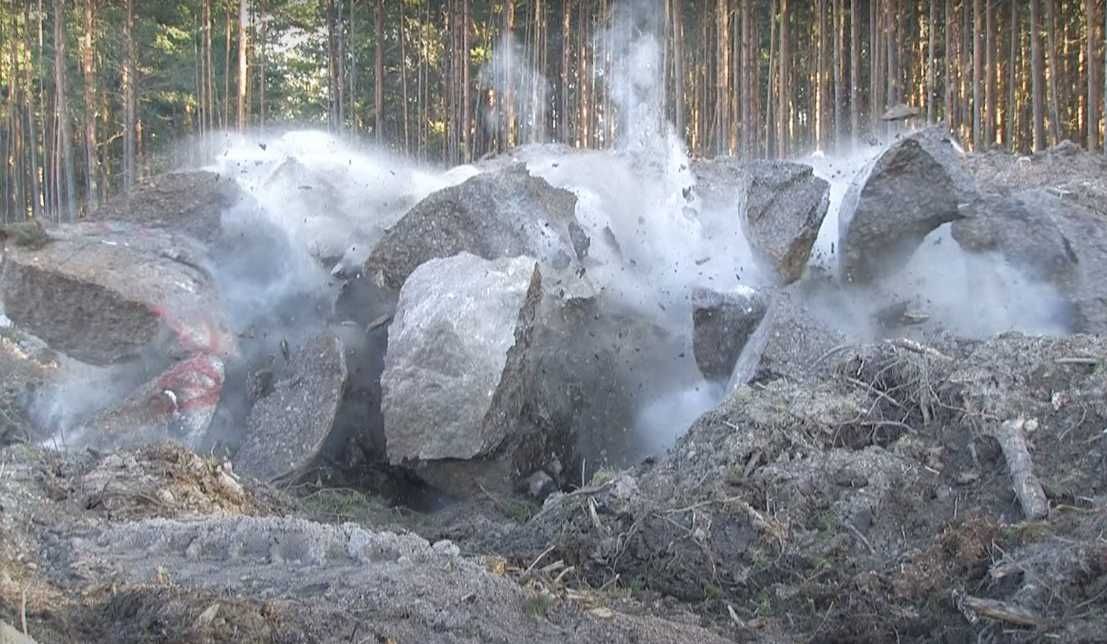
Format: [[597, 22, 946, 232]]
[[74, 443, 286, 521]]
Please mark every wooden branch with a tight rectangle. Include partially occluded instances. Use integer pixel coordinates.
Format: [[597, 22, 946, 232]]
[[993, 418, 1049, 520], [958, 593, 1043, 627]]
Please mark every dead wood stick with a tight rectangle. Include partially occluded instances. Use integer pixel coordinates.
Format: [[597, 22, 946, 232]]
[[993, 418, 1049, 520], [887, 338, 953, 361], [1055, 357, 1101, 366], [959, 593, 1043, 627]]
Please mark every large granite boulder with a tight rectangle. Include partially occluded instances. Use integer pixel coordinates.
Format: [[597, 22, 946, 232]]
[[363, 164, 588, 291], [839, 127, 978, 284], [234, 334, 349, 482], [0, 222, 235, 366], [692, 286, 769, 381], [383, 254, 539, 466], [381, 252, 686, 496], [87, 171, 246, 242]]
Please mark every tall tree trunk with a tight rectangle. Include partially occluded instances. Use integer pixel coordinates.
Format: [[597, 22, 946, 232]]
[[54, 0, 76, 221], [203, 0, 214, 134], [985, 0, 995, 144], [123, 0, 136, 190], [972, 0, 983, 149], [833, 0, 844, 145], [1030, 0, 1045, 150], [325, 0, 336, 129], [374, 0, 383, 144], [672, 0, 685, 143], [224, 2, 231, 128], [945, 0, 954, 131], [871, 0, 882, 135], [504, 0, 516, 149], [1009, 0, 1019, 150], [778, 0, 789, 157], [928, 0, 938, 122], [716, 0, 730, 154], [851, 0, 860, 138], [1044, 0, 1061, 143], [887, 0, 900, 110], [81, 0, 97, 208], [462, 0, 471, 160], [560, 0, 571, 143], [258, 0, 267, 128], [400, 0, 409, 152], [236, 0, 248, 130], [1088, 0, 1102, 150], [24, 1, 41, 218]]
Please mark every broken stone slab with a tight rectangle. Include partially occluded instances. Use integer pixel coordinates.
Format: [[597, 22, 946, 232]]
[[233, 334, 349, 482], [952, 189, 1107, 333], [0, 222, 235, 366], [691, 159, 829, 284], [86, 171, 247, 243], [77, 353, 225, 450], [740, 162, 830, 284], [363, 163, 587, 291], [692, 286, 769, 381], [838, 127, 978, 284]]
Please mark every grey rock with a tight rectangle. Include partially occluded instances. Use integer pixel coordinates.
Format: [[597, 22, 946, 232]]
[[524, 470, 557, 499], [756, 283, 851, 383], [691, 159, 830, 284], [740, 162, 830, 284], [952, 189, 1107, 333], [363, 164, 586, 291], [86, 171, 246, 243], [839, 127, 978, 284], [235, 334, 349, 481], [0, 222, 235, 366], [692, 287, 768, 381]]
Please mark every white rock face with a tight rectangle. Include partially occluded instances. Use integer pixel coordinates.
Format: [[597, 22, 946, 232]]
[[382, 253, 537, 463]]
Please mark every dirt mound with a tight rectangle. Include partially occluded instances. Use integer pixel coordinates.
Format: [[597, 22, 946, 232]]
[[491, 333, 1107, 641], [0, 443, 732, 644]]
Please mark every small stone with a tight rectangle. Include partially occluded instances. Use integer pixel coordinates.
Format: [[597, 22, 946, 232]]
[[1024, 418, 1040, 433], [525, 471, 558, 500], [955, 471, 980, 485]]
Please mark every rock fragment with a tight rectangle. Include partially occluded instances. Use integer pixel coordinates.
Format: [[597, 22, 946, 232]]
[[234, 334, 349, 481], [691, 287, 768, 381]]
